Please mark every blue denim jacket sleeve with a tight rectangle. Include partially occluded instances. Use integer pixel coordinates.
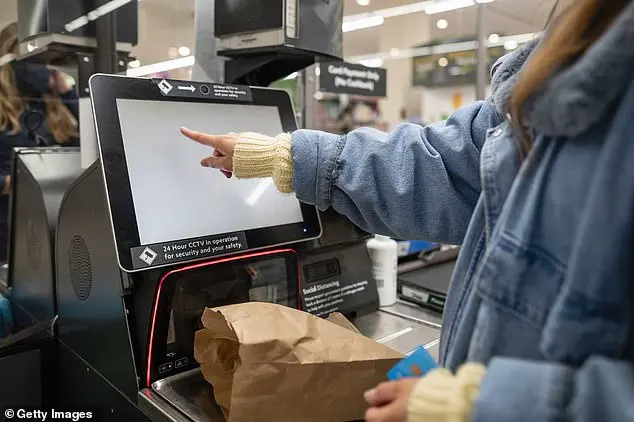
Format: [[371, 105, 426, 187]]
[[291, 100, 502, 244], [473, 356, 634, 422]]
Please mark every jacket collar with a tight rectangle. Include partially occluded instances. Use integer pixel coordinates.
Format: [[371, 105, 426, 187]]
[[491, 38, 540, 117], [491, 2, 634, 137]]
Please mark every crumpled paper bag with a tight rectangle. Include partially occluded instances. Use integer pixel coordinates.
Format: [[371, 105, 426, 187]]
[[194, 302, 404, 422]]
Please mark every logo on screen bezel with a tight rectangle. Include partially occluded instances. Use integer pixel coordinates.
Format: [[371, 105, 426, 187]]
[[158, 79, 173, 95], [139, 247, 158, 266]]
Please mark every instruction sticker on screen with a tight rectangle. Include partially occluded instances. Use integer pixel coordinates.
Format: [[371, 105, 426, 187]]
[[130, 232, 248, 269]]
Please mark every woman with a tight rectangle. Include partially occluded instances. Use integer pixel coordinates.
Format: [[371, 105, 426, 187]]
[[0, 22, 79, 261], [182, 0, 634, 421]]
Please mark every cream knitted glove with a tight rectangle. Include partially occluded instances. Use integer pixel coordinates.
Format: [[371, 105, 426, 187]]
[[408, 363, 487, 422], [232, 132, 294, 193]]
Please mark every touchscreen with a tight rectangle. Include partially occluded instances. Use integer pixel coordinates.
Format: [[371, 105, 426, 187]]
[[115, 99, 304, 247]]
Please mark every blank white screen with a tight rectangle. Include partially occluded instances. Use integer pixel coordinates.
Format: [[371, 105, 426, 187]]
[[116, 99, 303, 246]]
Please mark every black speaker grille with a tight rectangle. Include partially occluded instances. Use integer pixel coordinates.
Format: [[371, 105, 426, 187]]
[[26, 219, 42, 271], [69, 235, 92, 301]]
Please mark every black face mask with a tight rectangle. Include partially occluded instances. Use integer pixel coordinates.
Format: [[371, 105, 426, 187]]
[[12, 61, 51, 98]]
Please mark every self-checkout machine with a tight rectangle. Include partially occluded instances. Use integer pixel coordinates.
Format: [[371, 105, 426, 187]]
[[6, 146, 83, 329], [55, 70, 323, 421]]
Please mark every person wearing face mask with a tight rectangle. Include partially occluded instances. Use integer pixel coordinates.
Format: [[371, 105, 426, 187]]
[[0, 22, 79, 262]]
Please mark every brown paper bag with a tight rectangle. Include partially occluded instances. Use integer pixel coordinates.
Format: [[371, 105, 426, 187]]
[[325, 312, 363, 334], [194, 302, 404, 422]]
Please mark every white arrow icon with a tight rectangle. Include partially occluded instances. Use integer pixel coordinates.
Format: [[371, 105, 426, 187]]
[[178, 85, 196, 92]]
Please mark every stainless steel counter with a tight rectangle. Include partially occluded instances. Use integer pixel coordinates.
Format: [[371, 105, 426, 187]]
[[355, 301, 442, 359]]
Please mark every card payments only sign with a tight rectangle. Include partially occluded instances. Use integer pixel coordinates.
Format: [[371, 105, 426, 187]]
[[319, 62, 387, 97]]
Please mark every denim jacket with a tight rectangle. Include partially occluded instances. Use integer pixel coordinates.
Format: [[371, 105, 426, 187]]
[[290, 3, 634, 421]]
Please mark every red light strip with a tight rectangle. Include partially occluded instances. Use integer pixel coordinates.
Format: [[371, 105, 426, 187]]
[[146, 248, 301, 387]]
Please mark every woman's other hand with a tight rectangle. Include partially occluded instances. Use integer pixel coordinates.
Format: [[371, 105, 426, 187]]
[[364, 364, 487, 422], [180, 127, 236, 178], [364, 378, 418, 422]]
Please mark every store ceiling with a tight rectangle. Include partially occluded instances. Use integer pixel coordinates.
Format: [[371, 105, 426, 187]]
[[0, 0, 558, 66], [343, 0, 557, 57]]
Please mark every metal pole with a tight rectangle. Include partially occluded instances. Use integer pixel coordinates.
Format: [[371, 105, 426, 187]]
[[297, 69, 305, 128], [299, 65, 318, 130], [192, 0, 223, 82], [95, 12, 117, 74], [475, 3, 488, 100]]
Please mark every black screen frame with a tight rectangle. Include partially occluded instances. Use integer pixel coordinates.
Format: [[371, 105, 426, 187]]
[[89, 74, 321, 272]]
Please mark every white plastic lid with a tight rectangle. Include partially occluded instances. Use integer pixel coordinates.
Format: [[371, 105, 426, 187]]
[[375, 234, 392, 241]]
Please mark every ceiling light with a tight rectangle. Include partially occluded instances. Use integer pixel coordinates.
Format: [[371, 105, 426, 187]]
[[64, 0, 135, 32], [438, 57, 449, 67], [359, 58, 384, 68], [178, 46, 191, 57], [488, 33, 500, 43], [341, 0, 493, 32], [344, 2, 433, 23], [342, 15, 384, 32], [128, 60, 141, 68], [356, 0, 371, 5], [504, 40, 519, 50], [436, 19, 448, 29], [425, 0, 475, 15]]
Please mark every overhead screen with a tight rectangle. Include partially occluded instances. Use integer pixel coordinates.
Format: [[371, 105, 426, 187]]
[[116, 99, 304, 247], [214, 0, 284, 36]]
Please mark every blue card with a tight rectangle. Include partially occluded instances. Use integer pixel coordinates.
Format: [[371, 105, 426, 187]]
[[387, 346, 438, 380]]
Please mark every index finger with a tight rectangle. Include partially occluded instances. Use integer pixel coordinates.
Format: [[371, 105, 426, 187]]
[[180, 127, 232, 149]]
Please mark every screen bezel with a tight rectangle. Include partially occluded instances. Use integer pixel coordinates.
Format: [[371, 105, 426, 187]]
[[89, 74, 321, 272]]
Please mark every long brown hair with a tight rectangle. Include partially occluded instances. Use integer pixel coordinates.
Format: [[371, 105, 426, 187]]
[[0, 23, 77, 143], [509, 0, 630, 153]]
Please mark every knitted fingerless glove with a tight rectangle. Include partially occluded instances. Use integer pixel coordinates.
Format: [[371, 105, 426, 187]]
[[408, 363, 487, 422], [232, 132, 294, 193]]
